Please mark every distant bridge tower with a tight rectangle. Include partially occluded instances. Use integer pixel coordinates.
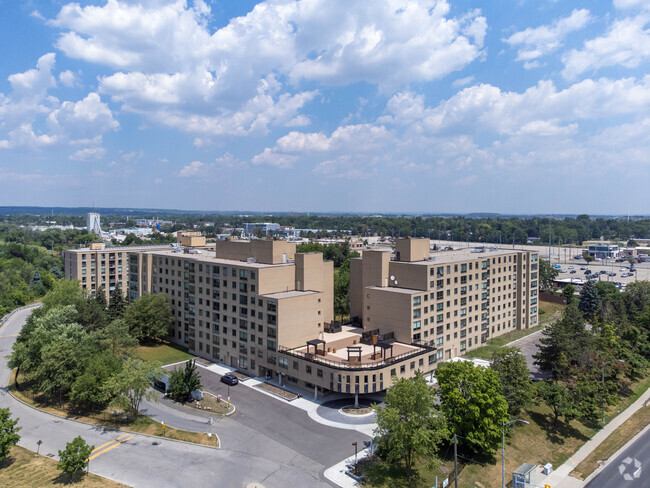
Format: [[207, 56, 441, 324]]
[[87, 212, 103, 237]]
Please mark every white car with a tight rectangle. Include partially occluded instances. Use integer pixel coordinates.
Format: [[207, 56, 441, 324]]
[[568, 265, 574, 269], [619, 268, 628, 271]]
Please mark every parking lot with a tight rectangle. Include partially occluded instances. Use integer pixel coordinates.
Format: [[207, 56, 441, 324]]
[[553, 257, 650, 289]]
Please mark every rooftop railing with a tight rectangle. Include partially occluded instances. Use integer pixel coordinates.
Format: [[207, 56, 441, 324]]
[[277, 343, 435, 371]]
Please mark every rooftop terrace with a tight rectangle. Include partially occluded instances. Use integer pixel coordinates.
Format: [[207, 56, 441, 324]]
[[279, 326, 433, 371]]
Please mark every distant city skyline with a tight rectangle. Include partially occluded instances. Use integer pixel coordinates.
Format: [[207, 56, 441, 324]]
[[1, 1, 649, 214]]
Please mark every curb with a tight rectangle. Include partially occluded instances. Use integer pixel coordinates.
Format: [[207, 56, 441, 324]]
[[201, 391, 236, 417], [7, 388, 221, 452], [580, 412, 650, 486]]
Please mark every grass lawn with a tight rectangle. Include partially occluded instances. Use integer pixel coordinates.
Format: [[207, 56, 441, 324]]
[[9, 374, 218, 449], [464, 301, 565, 360], [361, 376, 650, 488], [572, 404, 650, 480], [0, 445, 128, 488], [135, 341, 195, 365]]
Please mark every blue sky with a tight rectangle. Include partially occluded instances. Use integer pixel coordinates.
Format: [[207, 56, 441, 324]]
[[1, 0, 649, 214]]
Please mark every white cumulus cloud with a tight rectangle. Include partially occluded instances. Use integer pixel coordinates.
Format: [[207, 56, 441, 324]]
[[504, 9, 591, 65], [562, 14, 650, 80]]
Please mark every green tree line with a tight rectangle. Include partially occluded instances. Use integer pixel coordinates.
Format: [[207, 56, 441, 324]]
[[9, 280, 172, 417]]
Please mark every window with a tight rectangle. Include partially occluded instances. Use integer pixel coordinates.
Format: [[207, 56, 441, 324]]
[[413, 321, 421, 330], [413, 296, 421, 306], [278, 357, 288, 368]]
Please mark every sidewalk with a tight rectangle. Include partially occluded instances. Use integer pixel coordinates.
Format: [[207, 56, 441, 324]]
[[539, 387, 650, 488]]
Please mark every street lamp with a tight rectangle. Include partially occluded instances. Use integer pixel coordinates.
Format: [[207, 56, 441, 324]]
[[602, 359, 624, 423], [502, 419, 529, 488], [352, 441, 358, 473]]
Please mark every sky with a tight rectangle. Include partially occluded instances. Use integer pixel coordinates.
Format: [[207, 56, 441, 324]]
[[0, 0, 649, 215]]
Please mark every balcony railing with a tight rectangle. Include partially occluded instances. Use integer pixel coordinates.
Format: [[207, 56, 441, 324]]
[[277, 343, 434, 372]]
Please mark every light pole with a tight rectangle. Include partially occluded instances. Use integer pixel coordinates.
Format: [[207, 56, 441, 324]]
[[602, 359, 624, 423], [352, 441, 358, 473], [502, 419, 529, 488]]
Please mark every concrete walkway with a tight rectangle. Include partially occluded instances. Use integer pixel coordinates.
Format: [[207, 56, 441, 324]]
[[539, 387, 650, 488]]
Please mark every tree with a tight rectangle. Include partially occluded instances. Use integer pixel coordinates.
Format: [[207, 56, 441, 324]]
[[49, 265, 63, 280], [582, 253, 594, 265], [627, 239, 638, 247], [373, 374, 448, 475], [107, 285, 127, 321], [96, 319, 138, 355], [70, 352, 122, 410], [76, 297, 108, 332], [41, 279, 85, 314], [536, 381, 575, 428], [562, 284, 576, 305], [539, 259, 559, 293], [167, 360, 202, 402], [534, 303, 591, 377], [95, 286, 108, 310], [57, 436, 93, 480], [123, 294, 174, 343], [31, 269, 43, 286], [104, 358, 162, 421], [0, 408, 21, 461], [436, 361, 509, 455], [579, 281, 600, 321], [122, 233, 144, 246], [490, 347, 535, 417]]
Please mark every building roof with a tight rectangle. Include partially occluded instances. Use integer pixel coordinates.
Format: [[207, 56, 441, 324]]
[[355, 247, 534, 266], [261, 290, 319, 300], [139, 249, 295, 269], [64, 244, 176, 253], [366, 285, 422, 295]]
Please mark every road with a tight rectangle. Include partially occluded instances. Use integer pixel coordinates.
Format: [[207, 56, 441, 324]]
[[584, 426, 650, 487], [0, 307, 349, 488], [503, 327, 551, 381]]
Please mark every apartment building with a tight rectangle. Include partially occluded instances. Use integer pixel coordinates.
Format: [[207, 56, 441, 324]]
[[131, 240, 334, 378], [129, 238, 436, 400], [350, 238, 539, 361], [63, 242, 175, 300]]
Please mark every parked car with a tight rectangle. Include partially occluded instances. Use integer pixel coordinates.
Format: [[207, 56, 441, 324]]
[[580, 266, 588, 270], [220, 373, 239, 386], [570, 270, 577, 274], [568, 265, 574, 269]]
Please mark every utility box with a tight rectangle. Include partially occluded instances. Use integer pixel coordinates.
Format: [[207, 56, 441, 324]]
[[543, 463, 553, 475]]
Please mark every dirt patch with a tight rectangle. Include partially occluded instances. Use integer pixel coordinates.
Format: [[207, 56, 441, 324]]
[[184, 392, 234, 415], [255, 382, 299, 400], [341, 405, 373, 415], [194, 357, 214, 366]]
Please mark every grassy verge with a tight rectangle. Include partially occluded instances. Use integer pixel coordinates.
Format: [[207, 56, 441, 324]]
[[538, 300, 566, 325], [464, 326, 544, 360], [9, 374, 218, 448], [464, 301, 564, 360], [0, 445, 128, 488], [361, 377, 650, 488], [572, 405, 650, 480], [135, 341, 195, 365]]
